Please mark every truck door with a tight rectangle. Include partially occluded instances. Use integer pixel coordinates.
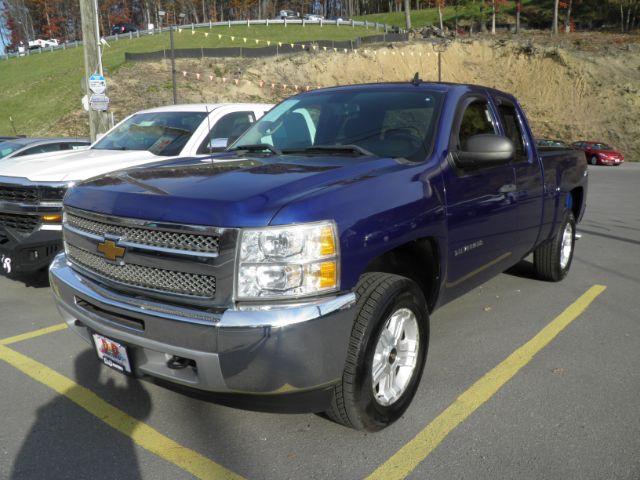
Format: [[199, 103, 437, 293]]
[[494, 96, 544, 258], [442, 94, 518, 299]]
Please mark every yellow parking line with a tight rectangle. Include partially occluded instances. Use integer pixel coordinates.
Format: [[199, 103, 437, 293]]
[[0, 323, 68, 346], [367, 284, 607, 480], [0, 344, 244, 480]]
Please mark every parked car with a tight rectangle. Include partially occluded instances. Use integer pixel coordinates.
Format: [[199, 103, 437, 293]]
[[0, 103, 272, 275], [572, 141, 624, 166], [304, 14, 324, 21], [279, 9, 299, 19], [50, 82, 587, 431], [28, 38, 59, 49], [536, 139, 571, 149], [0, 137, 90, 160], [111, 23, 138, 34]]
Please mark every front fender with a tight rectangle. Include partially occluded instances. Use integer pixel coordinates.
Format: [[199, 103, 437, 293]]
[[270, 159, 447, 292]]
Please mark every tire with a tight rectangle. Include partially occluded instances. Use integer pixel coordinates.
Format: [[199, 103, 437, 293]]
[[590, 156, 598, 166], [533, 211, 576, 282], [326, 272, 429, 431]]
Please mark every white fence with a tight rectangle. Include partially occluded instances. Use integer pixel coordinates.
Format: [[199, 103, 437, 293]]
[[2, 19, 398, 60]]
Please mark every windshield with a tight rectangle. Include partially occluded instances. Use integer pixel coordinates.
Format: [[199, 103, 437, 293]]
[[231, 89, 443, 162], [0, 142, 23, 159], [591, 143, 612, 150], [93, 111, 207, 156]]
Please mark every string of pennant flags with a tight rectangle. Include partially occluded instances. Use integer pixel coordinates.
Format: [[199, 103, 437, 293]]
[[174, 29, 439, 92], [180, 70, 322, 92], [178, 45, 436, 92], [175, 27, 436, 57]]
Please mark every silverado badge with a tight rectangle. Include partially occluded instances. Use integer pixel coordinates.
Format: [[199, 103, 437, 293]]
[[97, 239, 125, 262]]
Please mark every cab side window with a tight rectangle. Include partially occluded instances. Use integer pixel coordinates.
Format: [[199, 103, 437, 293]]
[[497, 102, 527, 162], [457, 100, 496, 150], [198, 111, 255, 154], [18, 143, 63, 156]]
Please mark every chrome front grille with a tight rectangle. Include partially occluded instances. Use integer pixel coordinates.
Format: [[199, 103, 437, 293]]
[[67, 244, 216, 298], [66, 212, 219, 254], [62, 207, 237, 305]]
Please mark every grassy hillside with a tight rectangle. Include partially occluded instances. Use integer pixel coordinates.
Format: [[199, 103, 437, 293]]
[[355, 0, 536, 28], [0, 25, 376, 137]]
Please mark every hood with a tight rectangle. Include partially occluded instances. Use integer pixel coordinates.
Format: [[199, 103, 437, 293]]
[[0, 149, 164, 182], [65, 154, 401, 227]]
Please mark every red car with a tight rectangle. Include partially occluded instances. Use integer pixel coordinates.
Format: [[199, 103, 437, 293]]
[[572, 141, 625, 166]]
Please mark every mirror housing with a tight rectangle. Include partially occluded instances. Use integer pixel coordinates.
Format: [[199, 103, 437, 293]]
[[455, 134, 515, 169], [207, 138, 228, 152]]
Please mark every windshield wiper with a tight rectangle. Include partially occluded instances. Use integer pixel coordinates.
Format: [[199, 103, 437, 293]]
[[282, 145, 374, 156], [230, 144, 282, 155]]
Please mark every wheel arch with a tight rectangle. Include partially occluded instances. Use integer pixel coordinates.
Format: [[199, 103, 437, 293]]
[[363, 237, 441, 313], [569, 186, 585, 223]]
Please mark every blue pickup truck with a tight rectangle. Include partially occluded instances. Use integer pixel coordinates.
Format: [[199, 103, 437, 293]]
[[50, 81, 587, 431]]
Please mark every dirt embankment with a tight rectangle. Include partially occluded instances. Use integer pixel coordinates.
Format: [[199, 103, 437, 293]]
[[56, 33, 640, 160]]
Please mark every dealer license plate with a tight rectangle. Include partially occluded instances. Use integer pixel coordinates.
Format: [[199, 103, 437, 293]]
[[92, 333, 132, 374]]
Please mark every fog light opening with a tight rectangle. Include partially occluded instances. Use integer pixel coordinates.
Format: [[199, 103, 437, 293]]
[[166, 355, 196, 370]]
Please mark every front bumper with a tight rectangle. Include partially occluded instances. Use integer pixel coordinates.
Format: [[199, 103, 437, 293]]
[[0, 226, 62, 274], [599, 156, 624, 165], [49, 254, 356, 401]]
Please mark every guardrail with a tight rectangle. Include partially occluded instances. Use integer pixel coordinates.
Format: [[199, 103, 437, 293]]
[[1, 19, 400, 60]]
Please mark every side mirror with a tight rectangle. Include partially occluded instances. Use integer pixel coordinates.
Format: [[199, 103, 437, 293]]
[[208, 138, 228, 151], [455, 134, 515, 169]]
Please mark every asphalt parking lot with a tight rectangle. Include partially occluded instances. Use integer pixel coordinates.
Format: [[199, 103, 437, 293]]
[[0, 163, 638, 480]]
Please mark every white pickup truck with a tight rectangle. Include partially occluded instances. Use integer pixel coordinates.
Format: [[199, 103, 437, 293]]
[[0, 103, 272, 275]]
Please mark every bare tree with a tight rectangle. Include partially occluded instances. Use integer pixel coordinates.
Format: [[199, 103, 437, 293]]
[[404, 0, 411, 29], [491, 0, 496, 34], [553, 0, 559, 34]]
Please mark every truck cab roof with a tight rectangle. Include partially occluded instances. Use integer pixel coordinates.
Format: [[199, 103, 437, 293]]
[[307, 81, 519, 104]]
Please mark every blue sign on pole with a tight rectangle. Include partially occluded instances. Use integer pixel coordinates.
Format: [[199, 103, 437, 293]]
[[88, 73, 107, 94]]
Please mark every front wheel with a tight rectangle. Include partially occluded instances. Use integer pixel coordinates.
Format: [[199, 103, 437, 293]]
[[590, 155, 599, 166], [326, 273, 429, 431], [533, 211, 576, 282]]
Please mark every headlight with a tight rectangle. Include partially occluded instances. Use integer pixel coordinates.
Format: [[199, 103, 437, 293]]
[[236, 221, 339, 300]]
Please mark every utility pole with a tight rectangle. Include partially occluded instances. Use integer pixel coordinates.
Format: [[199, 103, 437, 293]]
[[79, 0, 109, 140]]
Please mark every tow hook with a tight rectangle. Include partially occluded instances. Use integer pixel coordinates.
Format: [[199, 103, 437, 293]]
[[166, 355, 195, 370]]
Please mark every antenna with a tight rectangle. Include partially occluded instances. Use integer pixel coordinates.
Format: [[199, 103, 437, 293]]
[[204, 104, 213, 163], [411, 72, 422, 86]]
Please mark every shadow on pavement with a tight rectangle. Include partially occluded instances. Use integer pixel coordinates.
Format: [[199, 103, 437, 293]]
[[2, 269, 50, 289], [10, 349, 152, 480], [504, 259, 537, 280]]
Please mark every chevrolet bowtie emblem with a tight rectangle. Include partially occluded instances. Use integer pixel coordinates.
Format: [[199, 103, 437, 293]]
[[97, 239, 125, 262]]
